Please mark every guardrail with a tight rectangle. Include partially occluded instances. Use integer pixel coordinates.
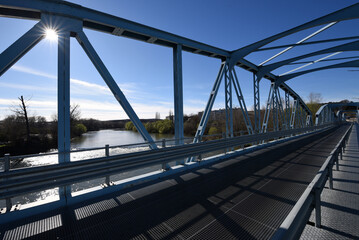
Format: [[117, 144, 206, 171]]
[[0, 130, 253, 165], [0, 124, 332, 206], [271, 123, 353, 240]]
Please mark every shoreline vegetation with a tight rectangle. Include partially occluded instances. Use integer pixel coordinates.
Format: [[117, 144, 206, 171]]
[[0, 96, 352, 157]]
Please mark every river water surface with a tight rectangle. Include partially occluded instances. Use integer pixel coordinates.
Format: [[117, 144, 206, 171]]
[[2, 129, 186, 208]]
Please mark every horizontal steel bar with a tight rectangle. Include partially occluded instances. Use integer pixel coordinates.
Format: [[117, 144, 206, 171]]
[[287, 56, 359, 65], [0, 0, 229, 58], [0, 124, 333, 199], [0, 137, 194, 161], [255, 36, 359, 52]]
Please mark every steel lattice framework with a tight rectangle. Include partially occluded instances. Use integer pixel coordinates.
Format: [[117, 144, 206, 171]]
[[0, 0, 358, 156], [0, 0, 359, 223]]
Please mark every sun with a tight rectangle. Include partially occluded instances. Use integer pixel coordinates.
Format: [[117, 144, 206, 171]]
[[45, 28, 58, 41]]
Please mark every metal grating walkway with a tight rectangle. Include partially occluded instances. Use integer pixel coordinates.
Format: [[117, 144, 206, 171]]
[[300, 123, 359, 240], [0, 125, 351, 240]]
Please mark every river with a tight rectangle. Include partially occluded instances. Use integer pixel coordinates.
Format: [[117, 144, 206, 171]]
[[72, 129, 177, 149], [2, 129, 189, 208]]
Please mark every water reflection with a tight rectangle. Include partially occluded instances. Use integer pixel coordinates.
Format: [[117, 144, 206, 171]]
[[1, 129, 181, 208]]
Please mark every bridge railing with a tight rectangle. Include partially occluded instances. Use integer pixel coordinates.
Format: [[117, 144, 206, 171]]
[[0, 123, 334, 215], [0, 129, 255, 171], [271, 123, 353, 240]]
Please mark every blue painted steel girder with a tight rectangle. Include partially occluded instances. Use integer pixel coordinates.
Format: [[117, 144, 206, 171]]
[[230, 3, 359, 63], [276, 59, 359, 86]]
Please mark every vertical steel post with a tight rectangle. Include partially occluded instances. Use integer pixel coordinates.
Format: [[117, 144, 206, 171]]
[[315, 187, 321, 228], [4, 153, 10, 172], [253, 73, 261, 133], [105, 144, 110, 157], [173, 44, 184, 165], [272, 87, 279, 131], [224, 65, 233, 138], [329, 166, 333, 189], [173, 44, 184, 146], [285, 91, 290, 129], [161, 139, 169, 170], [198, 135, 202, 161], [57, 30, 71, 202], [290, 100, 298, 129], [4, 154, 12, 212], [261, 82, 275, 133], [105, 144, 110, 185], [276, 88, 285, 130], [306, 115, 312, 127], [58, 31, 71, 163]]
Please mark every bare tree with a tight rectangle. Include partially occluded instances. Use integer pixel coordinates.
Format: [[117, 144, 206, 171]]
[[308, 93, 322, 104], [11, 96, 31, 141], [70, 104, 81, 124]]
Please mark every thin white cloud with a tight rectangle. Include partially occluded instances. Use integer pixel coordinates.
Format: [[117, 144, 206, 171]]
[[10, 64, 135, 97], [3, 65, 209, 120], [186, 99, 207, 106], [12, 65, 56, 80], [0, 98, 56, 107], [0, 82, 55, 92]]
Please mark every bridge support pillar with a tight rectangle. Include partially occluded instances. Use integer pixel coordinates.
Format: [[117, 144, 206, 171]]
[[57, 30, 72, 202], [173, 44, 184, 165], [57, 31, 71, 164]]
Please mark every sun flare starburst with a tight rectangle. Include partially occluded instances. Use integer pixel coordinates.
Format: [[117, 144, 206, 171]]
[[45, 29, 58, 41]]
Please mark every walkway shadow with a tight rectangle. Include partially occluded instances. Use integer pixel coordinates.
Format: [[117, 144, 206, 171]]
[[0, 126, 344, 240]]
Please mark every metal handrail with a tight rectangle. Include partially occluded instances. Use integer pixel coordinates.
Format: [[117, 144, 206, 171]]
[[271, 123, 353, 240], [0, 136, 194, 161], [0, 124, 334, 200]]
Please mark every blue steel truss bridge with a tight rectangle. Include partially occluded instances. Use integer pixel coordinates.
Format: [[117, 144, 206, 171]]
[[0, 1, 359, 239]]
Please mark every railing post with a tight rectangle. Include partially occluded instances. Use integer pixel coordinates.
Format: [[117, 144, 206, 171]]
[[4, 154, 12, 212], [314, 187, 321, 228], [161, 139, 169, 170], [162, 139, 166, 148], [105, 144, 110, 185], [198, 135, 202, 161], [340, 147, 343, 160], [105, 144, 110, 157], [335, 151, 339, 171], [222, 132, 227, 154], [4, 153, 10, 172], [329, 166, 333, 189]]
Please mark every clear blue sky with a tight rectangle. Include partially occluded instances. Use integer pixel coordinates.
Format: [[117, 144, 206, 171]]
[[0, 0, 358, 120]]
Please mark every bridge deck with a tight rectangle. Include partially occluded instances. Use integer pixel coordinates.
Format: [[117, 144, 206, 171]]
[[300, 123, 359, 239], [0, 125, 351, 240]]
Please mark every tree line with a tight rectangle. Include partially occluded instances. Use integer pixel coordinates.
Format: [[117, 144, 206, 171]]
[[0, 97, 87, 156], [2, 92, 347, 156]]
